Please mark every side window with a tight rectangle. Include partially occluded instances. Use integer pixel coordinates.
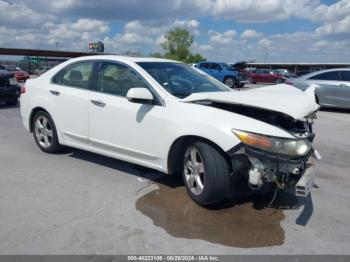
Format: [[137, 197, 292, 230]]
[[340, 71, 350, 81], [199, 63, 209, 69], [210, 63, 221, 70], [309, 71, 340, 81], [53, 62, 93, 89], [97, 62, 148, 97]]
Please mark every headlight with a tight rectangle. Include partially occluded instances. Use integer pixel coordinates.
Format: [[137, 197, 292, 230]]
[[232, 129, 312, 156]]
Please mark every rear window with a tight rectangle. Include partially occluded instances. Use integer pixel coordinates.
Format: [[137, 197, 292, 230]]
[[52, 61, 93, 89]]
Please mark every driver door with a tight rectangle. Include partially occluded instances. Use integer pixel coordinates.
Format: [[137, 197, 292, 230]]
[[88, 61, 168, 168]]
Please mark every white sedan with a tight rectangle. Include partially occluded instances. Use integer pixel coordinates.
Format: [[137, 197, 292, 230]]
[[20, 55, 320, 205]]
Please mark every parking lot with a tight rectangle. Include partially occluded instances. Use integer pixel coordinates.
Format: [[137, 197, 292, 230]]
[[0, 99, 350, 255]]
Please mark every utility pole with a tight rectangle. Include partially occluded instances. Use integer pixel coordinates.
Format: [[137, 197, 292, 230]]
[[264, 52, 268, 64], [55, 42, 60, 50]]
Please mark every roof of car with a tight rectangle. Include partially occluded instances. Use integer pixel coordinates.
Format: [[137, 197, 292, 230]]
[[69, 55, 180, 64], [198, 61, 225, 64], [298, 67, 350, 79]]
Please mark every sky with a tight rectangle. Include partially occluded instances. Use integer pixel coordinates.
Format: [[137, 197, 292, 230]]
[[0, 0, 350, 63]]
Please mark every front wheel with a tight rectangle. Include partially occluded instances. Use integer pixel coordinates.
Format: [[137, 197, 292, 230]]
[[182, 140, 231, 205], [33, 111, 62, 153], [223, 77, 236, 88]]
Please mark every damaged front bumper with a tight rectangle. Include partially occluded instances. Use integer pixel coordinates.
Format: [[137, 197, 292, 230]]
[[227, 143, 320, 197]]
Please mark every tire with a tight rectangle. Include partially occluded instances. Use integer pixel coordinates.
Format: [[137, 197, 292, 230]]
[[275, 78, 283, 84], [182, 140, 231, 205], [248, 77, 255, 84], [223, 77, 235, 88], [32, 111, 62, 153], [5, 99, 18, 106]]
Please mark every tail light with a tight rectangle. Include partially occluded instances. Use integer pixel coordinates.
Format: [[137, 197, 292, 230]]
[[21, 85, 26, 94]]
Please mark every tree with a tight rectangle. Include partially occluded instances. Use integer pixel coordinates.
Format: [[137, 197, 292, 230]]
[[151, 27, 206, 63], [161, 28, 194, 62], [122, 50, 144, 56], [149, 52, 163, 58], [187, 53, 206, 63]]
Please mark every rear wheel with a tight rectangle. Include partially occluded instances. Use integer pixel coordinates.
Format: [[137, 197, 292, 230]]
[[275, 78, 284, 84], [33, 111, 62, 153], [182, 140, 231, 205]]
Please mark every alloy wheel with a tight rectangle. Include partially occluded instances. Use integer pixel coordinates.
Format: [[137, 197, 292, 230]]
[[34, 115, 53, 149], [184, 147, 205, 195], [224, 78, 234, 88]]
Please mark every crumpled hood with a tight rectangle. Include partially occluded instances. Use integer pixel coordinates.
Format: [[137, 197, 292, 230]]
[[181, 84, 319, 120]]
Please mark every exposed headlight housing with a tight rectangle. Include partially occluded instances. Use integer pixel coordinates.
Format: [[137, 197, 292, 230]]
[[232, 129, 312, 157]]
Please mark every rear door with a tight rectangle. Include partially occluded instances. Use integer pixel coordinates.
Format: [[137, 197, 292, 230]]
[[306, 71, 340, 106], [336, 71, 350, 108], [49, 61, 93, 145]]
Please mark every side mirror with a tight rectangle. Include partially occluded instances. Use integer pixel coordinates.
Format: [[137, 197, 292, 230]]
[[126, 88, 154, 104]]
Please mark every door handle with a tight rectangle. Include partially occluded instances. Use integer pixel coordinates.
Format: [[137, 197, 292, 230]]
[[49, 90, 60, 96], [90, 99, 106, 107]]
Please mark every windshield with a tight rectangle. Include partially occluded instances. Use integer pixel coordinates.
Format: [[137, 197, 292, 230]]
[[220, 63, 230, 69], [137, 62, 230, 98]]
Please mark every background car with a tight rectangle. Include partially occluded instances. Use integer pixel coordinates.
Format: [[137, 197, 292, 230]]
[[35, 66, 52, 76], [286, 68, 350, 109], [0, 69, 21, 106], [196, 61, 242, 88], [248, 69, 285, 84], [0, 65, 29, 82], [274, 69, 297, 78]]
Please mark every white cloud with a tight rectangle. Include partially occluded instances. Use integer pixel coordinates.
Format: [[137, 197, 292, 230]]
[[0, 0, 350, 63], [0, 0, 54, 28], [311, 0, 350, 21], [315, 15, 350, 36], [258, 38, 272, 48], [240, 29, 263, 39], [70, 19, 110, 33], [209, 30, 236, 45], [103, 19, 201, 53], [192, 42, 214, 52], [210, 0, 320, 22]]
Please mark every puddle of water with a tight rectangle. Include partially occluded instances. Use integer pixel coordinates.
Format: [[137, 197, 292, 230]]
[[136, 176, 286, 248]]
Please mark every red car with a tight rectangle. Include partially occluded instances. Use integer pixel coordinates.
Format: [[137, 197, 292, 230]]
[[1, 65, 29, 82], [248, 69, 285, 84]]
